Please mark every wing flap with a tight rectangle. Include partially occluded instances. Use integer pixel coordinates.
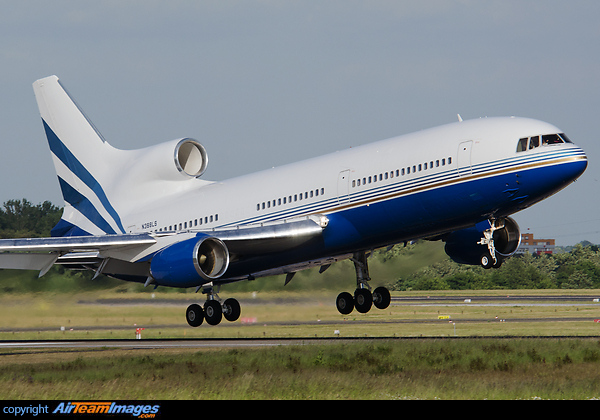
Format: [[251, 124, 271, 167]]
[[0, 234, 157, 276]]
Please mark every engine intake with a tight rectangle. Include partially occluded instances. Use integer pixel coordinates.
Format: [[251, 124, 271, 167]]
[[150, 234, 229, 288], [175, 139, 208, 178], [444, 217, 521, 266]]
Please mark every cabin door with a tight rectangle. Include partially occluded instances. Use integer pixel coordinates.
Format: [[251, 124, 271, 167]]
[[337, 170, 351, 204]]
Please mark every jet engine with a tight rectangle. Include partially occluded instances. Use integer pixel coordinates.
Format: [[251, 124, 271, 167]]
[[150, 234, 229, 287], [129, 137, 208, 181], [443, 217, 521, 267]]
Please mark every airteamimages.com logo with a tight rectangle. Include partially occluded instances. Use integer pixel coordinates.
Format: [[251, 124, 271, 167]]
[[2, 401, 161, 419], [52, 402, 160, 417]]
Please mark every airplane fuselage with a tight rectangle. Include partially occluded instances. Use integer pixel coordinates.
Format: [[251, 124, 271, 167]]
[[124, 116, 586, 280]]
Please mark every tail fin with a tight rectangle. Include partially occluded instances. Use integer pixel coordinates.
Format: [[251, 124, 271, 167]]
[[33, 76, 125, 237]]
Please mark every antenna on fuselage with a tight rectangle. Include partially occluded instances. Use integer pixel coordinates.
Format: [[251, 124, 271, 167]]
[[457, 114, 463, 122]]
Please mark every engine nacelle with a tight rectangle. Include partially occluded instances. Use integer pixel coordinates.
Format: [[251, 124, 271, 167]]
[[130, 137, 208, 181], [150, 234, 229, 287], [444, 217, 521, 266]]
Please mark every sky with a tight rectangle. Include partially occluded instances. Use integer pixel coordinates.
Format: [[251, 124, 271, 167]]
[[0, 1, 599, 246]]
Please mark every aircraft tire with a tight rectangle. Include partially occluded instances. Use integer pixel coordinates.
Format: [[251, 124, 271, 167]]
[[204, 300, 223, 326], [186, 304, 204, 327], [223, 298, 241, 322], [373, 286, 391, 310], [481, 253, 494, 269], [336, 292, 354, 315], [354, 288, 373, 313]]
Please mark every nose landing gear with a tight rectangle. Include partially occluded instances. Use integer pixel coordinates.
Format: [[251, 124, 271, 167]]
[[335, 251, 391, 315]]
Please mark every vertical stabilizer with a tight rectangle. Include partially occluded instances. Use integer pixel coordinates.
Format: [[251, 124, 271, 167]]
[[33, 76, 125, 236]]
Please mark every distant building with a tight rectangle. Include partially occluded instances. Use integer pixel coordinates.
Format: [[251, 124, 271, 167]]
[[516, 233, 555, 255]]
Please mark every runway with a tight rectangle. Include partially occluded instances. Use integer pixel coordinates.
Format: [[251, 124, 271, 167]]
[[2, 294, 599, 349], [3, 334, 600, 351]]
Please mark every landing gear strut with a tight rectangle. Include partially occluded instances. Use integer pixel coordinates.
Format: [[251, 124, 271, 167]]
[[335, 251, 391, 315], [478, 219, 505, 269], [185, 284, 241, 327]]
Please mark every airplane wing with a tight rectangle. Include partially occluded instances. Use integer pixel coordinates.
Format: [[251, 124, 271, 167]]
[[0, 234, 157, 277], [0, 215, 328, 278]]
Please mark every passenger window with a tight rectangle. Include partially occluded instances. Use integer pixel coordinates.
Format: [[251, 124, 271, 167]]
[[529, 136, 539, 149], [448, 157, 452, 164]]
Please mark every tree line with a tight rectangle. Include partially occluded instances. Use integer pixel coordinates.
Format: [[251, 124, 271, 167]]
[[390, 242, 600, 291], [0, 199, 62, 239]]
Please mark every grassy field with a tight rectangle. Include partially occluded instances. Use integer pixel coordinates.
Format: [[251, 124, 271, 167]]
[[1, 338, 600, 399], [2, 289, 600, 340], [2, 289, 600, 399]]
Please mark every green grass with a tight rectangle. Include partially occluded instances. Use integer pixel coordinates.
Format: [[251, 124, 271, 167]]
[[1, 339, 600, 399], [3, 289, 600, 399], [3, 289, 600, 340]]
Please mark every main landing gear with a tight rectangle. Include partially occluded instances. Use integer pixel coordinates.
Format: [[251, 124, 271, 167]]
[[335, 251, 391, 315], [185, 285, 241, 327]]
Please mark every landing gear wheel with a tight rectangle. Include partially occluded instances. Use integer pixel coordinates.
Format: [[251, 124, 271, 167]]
[[493, 257, 503, 269], [373, 286, 391, 310], [336, 292, 354, 315], [186, 304, 204, 327], [354, 288, 373, 313], [204, 300, 223, 326], [223, 298, 241, 322], [481, 253, 494, 269]]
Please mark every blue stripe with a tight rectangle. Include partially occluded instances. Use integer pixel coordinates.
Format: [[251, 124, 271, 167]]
[[43, 119, 125, 234], [222, 149, 586, 228], [58, 177, 117, 235]]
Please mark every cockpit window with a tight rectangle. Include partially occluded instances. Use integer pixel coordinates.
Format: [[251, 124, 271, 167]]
[[542, 134, 562, 145], [559, 133, 573, 143], [517, 133, 569, 152], [529, 136, 540, 149]]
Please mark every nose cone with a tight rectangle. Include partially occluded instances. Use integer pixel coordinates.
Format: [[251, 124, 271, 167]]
[[570, 146, 588, 181]]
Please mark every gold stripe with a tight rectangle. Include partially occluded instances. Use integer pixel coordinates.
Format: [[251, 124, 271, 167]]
[[325, 155, 587, 214]]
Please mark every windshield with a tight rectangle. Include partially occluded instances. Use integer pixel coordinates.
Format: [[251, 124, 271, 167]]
[[516, 133, 571, 152]]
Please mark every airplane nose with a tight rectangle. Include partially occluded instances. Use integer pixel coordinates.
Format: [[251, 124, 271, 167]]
[[570, 147, 588, 180]]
